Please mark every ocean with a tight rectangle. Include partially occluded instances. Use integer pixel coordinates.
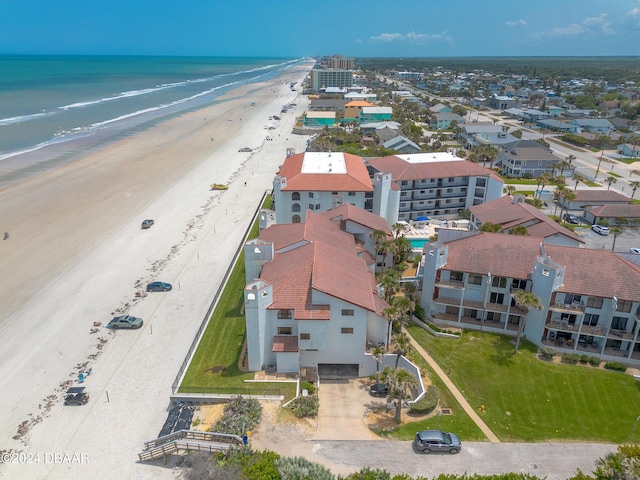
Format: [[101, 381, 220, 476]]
[[0, 55, 303, 185]]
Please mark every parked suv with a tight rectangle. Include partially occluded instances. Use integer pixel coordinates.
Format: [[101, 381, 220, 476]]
[[563, 213, 580, 224], [591, 224, 609, 236], [414, 430, 462, 454]]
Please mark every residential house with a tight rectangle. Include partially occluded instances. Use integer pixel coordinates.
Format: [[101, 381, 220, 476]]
[[243, 210, 391, 376], [571, 118, 614, 135], [303, 111, 336, 128], [359, 121, 402, 136], [564, 109, 597, 117], [583, 204, 640, 226], [366, 152, 504, 224], [488, 95, 520, 110], [546, 106, 564, 117], [610, 117, 638, 132], [617, 143, 640, 158], [537, 119, 579, 134], [468, 195, 584, 247], [459, 124, 503, 148], [504, 108, 550, 123], [498, 140, 572, 178], [344, 100, 374, 121], [559, 189, 629, 211], [344, 91, 377, 102], [359, 106, 393, 124], [272, 152, 373, 224], [375, 126, 403, 145], [430, 103, 452, 113], [382, 135, 421, 154], [308, 99, 347, 112], [431, 112, 465, 130], [421, 233, 640, 367]]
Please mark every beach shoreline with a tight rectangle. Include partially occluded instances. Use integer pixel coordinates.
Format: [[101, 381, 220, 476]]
[[0, 60, 313, 479]]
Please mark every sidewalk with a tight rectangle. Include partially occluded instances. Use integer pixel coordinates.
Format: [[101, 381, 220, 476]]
[[406, 330, 501, 443]]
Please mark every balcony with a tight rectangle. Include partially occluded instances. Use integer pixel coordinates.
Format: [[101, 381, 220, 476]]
[[608, 328, 635, 341], [435, 280, 465, 290], [549, 301, 585, 314], [603, 347, 630, 358]]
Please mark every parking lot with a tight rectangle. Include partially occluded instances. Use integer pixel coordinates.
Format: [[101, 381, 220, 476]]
[[572, 223, 640, 255]]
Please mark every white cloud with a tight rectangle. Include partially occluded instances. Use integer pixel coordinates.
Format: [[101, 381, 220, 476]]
[[506, 19, 527, 27], [536, 13, 614, 38], [628, 6, 640, 17], [369, 31, 452, 45]]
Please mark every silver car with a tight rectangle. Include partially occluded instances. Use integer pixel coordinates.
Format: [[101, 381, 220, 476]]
[[414, 430, 462, 454]]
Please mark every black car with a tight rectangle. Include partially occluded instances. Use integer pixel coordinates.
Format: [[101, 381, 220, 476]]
[[64, 387, 89, 406], [141, 219, 154, 229], [369, 383, 388, 397], [563, 213, 580, 224], [146, 281, 172, 292]]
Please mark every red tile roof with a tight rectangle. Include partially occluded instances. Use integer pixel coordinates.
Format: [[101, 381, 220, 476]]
[[572, 190, 629, 203], [587, 203, 640, 219], [272, 335, 299, 353], [277, 152, 373, 192], [470, 196, 582, 243], [367, 155, 499, 181], [442, 232, 640, 301], [320, 203, 392, 235]]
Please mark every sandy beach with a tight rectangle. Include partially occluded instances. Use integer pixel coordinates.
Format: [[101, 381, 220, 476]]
[[0, 61, 314, 479]]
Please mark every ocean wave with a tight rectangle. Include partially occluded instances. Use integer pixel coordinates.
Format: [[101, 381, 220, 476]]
[[0, 111, 53, 126], [0, 128, 97, 162]]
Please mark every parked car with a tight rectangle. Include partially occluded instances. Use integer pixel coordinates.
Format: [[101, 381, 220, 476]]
[[141, 219, 154, 229], [64, 387, 89, 406], [266, 136, 273, 141], [414, 430, 462, 454], [630, 248, 640, 255], [146, 281, 172, 292], [238, 147, 252, 153], [563, 213, 580, 224], [591, 224, 609, 236], [369, 383, 388, 397], [108, 315, 143, 329]]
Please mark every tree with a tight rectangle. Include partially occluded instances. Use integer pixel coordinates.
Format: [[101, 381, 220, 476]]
[[391, 295, 415, 331], [566, 154, 576, 165], [513, 291, 543, 353], [574, 174, 585, 191], [510, 225, 527, 235], [591, 444, 640, 480], [535, 173, 553, 199], [503, 185, 516, 196], [381, 305, 399, 351], [629, 180, 640, 199], [371, 345, 385, 380], [557, 188, 576, 223], [604, 176, 617, 190], [610, 227, 623, 252], [380, 366, 419, 424], [392, 331, 412, 368], [479, 222, 502, 233]]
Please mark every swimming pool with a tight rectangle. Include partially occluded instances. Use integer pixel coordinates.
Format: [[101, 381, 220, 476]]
[[409, 238, 430, 250]]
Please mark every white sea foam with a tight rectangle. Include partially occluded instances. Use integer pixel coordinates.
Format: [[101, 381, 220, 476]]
[[0, 111, 53, 126]]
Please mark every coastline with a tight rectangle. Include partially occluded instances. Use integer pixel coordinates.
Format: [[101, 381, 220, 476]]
[[0, 60, 313, 479]]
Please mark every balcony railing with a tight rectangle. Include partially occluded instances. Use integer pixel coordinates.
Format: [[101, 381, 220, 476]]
[[434, 280, 465, 290], [549, 301, 585, 314], [607, 328, 635, 340]]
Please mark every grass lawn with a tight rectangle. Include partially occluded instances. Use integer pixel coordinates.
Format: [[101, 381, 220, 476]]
[[405, 325, 640, 443], [178, 196, 296, 400]]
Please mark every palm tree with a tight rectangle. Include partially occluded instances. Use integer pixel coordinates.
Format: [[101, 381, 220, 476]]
[[573, 174, 584, 191], [371, 345, 385, 380], [381, 305, 399, 351], [513, 290, 543, 353], [380, 366, 419, 424], [558, 160, 570, 177], [604, 176, 617, 190], [565, 154, 576, 165], [629, 180, 640, 199], [392, 295, 415, 331], [535, 173, 552, 199], [610, 227, 623, 252], [503, 185, 516, 196], [479, 222, 502, 233], [557, 189, 576, 223], [392, 331, 412, 368]]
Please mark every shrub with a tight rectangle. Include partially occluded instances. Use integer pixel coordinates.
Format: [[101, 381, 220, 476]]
[[409, 385, 439, 415], [213, 396, 262, 436], [290, 395, 319, 418], [275, 456, 334, 480], [540, 347, 556, 359], [604, 362, 627, 372], [589, 356, 601, 366], [561, 353, 580, 364], [580, 355, 589, 364], [300, 381, 315, 395], [414, 304, 426, 321]]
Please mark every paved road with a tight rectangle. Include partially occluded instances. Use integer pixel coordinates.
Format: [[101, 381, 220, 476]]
[[306, 439, 614, 480]]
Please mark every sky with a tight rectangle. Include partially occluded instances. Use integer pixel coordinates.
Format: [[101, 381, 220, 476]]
[[1, 0, 639, 57]]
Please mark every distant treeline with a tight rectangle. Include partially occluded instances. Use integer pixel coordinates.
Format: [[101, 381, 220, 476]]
[[356, 57, 640, 83]]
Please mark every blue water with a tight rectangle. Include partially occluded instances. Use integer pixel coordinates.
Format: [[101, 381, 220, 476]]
[[0, 55, 303, 182], [410, 238, 430, 250]]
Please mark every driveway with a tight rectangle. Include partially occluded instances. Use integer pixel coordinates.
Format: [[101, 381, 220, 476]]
[[312, 379, 382, 441]]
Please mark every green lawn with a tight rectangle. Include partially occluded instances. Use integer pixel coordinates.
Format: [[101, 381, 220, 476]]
[[178, 196, 296, 400], [405, 325, 640, 443]]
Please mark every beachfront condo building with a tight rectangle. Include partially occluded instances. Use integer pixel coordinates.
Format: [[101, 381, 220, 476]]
[[421, 232, 640, 367], [310, 69, 354, 92], [272, 152, 373, 224], [242, 209, 424, 380], [367, 152, 504, 225]]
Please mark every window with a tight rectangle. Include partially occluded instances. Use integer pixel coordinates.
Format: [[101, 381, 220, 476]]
[[468, 274, 482, 285], [278, 326, 292, 335], [292, 215, 301, 223], [565, 294, 582, 305], [490, 292, 505, 304], [341, 327, 354, 334], [445, 306, 459, 315], [292, 203, 300, 212], [583, 314, 599, 326], [586, 296, 603, 309], [348, 191, 356, 196], [448, 177, 455, 182], [449, 271, 464, 282], [492, 276, 507, 288], [308, 203, 315, 210], [463, 308, 478, 318], [292, 192, 301, 201], [300, 333, 310, 340], [315, 203, 321, 210], [486, 312, 501, 322], [616, 299, 632, 313], [538, 161, 543, 166], [611, 316, 628, 330], [401, 181, 408, 186], [308, 192, 315, 198], [512, 279, 527, 290], [476, 178, 486, 187], [277, 310, 292, 319], [341, 309, 354, 316], [447, 188, 453, 193]]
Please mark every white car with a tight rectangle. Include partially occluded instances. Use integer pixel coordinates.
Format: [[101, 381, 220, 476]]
[[630, 248, 640, 255], [591, 225, 609, 236]]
